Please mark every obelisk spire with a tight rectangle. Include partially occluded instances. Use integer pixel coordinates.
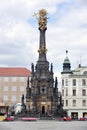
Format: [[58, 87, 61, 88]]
[[38, 9, 47, 61], [34, 9, 48, 61]]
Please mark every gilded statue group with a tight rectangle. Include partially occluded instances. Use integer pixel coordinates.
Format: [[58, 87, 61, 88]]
[[33, 9, 48, 30]]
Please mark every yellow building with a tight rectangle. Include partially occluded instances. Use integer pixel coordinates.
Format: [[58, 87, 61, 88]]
[[0, 67, 31, 114]]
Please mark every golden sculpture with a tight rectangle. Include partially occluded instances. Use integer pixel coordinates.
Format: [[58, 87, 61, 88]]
[[39, 9, 47, 17], [38, 45, 47, 54], [33, 9, 47, 30]]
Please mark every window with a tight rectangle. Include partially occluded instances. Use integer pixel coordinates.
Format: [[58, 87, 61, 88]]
[[72, 100, 76, 107], [11, 95, 16, 101], [66, 100, 68, 106], [72, 79, 76, 86], [66, 88, 68, 96], [12, 77, 17, 82], [73, 89, 76, 96], [3, 86, 8, 91], [82, 100, 86, 106], [65, 79, 68, 86], [3, 96, 8, 101], [20, 77, 25, 82], [12, 86, 16, 91], [62, 89, 64, 96], [41, 87, 46, 94], [82, 89, 86, 96], [4, 77, 8, 82], [62, 100, 64, 106], [62, 79, 64, 86], [82, 79, 86, 86], [20, 86, 24, 91]]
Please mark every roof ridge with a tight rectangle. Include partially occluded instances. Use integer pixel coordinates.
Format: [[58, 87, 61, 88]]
[[0, 67, 31, 76]]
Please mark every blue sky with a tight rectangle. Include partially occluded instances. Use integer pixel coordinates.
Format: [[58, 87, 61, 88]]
[[0, 0, 87, 89]]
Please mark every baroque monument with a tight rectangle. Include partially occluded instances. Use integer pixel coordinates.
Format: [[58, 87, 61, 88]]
[[25, 9, 62, 117]]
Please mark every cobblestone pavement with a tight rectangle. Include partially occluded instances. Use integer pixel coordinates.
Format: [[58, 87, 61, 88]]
[[0, 120, 87, 130]]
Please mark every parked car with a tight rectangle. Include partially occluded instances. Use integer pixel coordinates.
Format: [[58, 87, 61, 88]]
[[79, 117, 87, 121], [3, 116, 14, 121], [63, 117, 72, 121]]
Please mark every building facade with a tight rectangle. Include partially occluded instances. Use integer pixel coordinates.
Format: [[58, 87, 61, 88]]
[[26, 9, 59, 116], [61, 51, 87, 119], [0, 67, 31, 114]]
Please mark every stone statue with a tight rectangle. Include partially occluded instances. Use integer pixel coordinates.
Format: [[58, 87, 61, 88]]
[[21, 94, 24, 105], [31, 63, 34, 73], [21, 94, 26, 113], [51, 63, 53, 72], [55, 77, 58, 88]]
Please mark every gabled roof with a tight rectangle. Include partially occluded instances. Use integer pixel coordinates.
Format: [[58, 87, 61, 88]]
[[0, 67, 31, 76]]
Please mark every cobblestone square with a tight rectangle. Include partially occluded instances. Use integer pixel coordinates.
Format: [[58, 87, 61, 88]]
[[0, 120, 87, 130]]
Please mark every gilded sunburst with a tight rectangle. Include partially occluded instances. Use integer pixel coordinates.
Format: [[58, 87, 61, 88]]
[[39, 9, 47, 17]]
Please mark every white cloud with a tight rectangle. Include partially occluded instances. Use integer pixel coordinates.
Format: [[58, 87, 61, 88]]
[[0, 0, 87, 90]]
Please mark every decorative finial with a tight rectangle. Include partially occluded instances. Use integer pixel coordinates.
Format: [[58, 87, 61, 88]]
[[55, 77, 58, 88], [31, 63, 34, 73], [51, 63, 53, 73], [66, 50, 68, 54], [33, 9, 48, 30], [66, 50, 68, 57]]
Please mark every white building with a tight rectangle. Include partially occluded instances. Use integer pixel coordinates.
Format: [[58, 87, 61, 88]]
[[61, 51, 87, 119]]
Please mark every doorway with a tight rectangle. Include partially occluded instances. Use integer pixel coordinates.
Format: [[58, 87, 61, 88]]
[[42, 106, 45, 114], [83, 113, 87, 118], [71, 112, 78, 119]]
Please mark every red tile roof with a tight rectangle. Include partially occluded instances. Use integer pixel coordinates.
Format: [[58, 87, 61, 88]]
[[0, 67, 31, 76]]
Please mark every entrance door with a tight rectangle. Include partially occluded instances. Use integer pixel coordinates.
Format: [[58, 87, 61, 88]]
[[83, 113, 87, 118], [71, 112, 78, 119], [42, 106, 45, 114]]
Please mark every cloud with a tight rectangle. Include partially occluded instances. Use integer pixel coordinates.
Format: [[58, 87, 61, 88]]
[[0, 0, 87, 89]]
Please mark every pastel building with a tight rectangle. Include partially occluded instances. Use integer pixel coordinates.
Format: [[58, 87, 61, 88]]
[[0, 67, 31, 114]]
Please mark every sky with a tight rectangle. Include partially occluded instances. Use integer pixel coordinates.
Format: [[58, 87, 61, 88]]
[[0, 0, 87, 90]]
